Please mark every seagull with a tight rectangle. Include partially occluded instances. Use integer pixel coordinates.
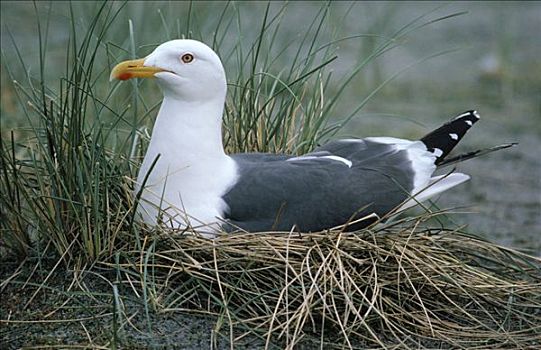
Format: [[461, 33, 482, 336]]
[[111, 39, 481, 237]]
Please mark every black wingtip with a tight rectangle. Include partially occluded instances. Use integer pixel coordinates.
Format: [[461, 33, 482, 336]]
[[438, 142, 518, 167], [420, 110, 480, 164]]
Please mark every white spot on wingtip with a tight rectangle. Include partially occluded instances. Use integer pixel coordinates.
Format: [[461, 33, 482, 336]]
[[465, 120, 473, 126], [454, 110, 480, 121], [454, 112, 471, 120], [432, 148, 443, 157], [449, 133, 459, 140]]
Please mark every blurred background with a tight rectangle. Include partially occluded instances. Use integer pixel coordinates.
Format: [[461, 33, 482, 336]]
[[1, 1, 540, 253]]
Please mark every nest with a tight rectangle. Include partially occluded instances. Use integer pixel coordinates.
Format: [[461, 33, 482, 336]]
[[115, 215, 541, 348]]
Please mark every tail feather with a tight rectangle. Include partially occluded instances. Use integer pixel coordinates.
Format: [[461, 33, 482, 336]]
[[421, 110, 480, 164], [397, 173, 471, 212]]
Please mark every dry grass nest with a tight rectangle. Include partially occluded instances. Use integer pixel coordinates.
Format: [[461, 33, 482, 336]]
[[111, 213, 541, 349]]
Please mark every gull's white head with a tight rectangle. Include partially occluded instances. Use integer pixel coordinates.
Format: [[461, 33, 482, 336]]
[[111, 39, 226, 102]]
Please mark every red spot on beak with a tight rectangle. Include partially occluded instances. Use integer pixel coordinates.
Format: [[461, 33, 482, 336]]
[[118, 72, 132, 81]]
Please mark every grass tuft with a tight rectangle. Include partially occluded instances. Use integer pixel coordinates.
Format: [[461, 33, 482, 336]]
[[1, 2, 134, 263]]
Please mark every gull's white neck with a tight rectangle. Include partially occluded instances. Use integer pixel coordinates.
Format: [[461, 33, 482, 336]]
[[151, 95, 226, 159], [136, 94, 237, 234]]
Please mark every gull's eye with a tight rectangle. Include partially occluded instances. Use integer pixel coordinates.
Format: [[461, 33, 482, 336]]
[[181, 53, 194, 63]]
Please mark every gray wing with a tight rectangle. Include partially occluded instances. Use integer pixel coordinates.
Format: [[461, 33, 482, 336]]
[[222, 139, 416, 232]]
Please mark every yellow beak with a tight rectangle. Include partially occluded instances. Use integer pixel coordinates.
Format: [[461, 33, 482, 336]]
[[109, 58, 166, 81]]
